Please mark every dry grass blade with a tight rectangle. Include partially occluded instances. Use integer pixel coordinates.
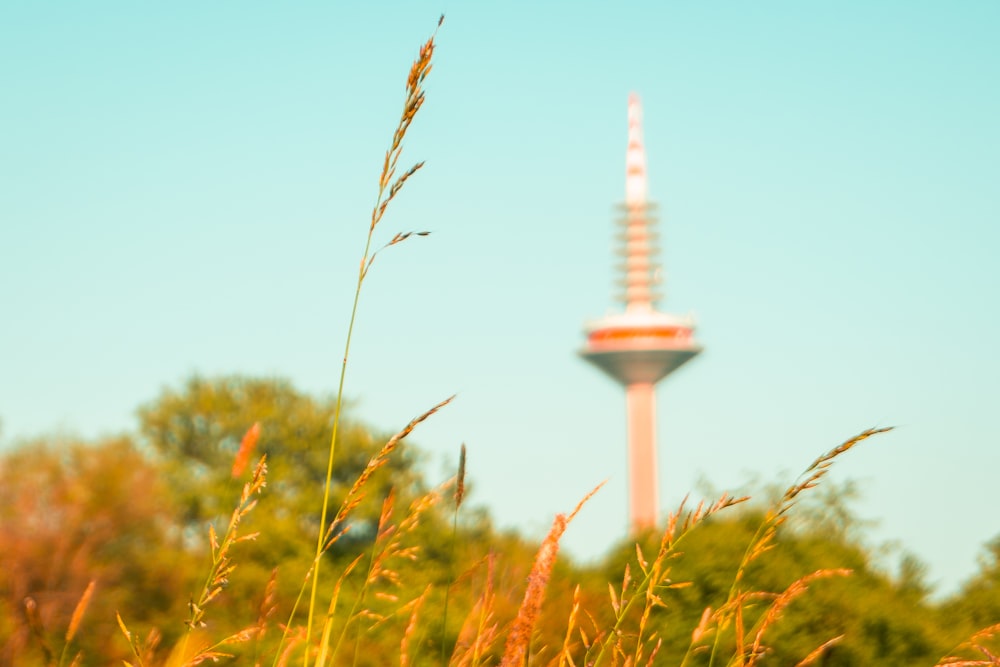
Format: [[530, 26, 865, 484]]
[[456, 443, 467, 509], [793, 635, 844, 667], [556, 585, 582, 667], [305, 18, 444, 662], [57, 580, 98, 667], [182, 627, 257, 667], [734, 594, 746, 666], [588, 492, 747, 667], [65, 580, 96, 643], [254, 569, 280, 650], [324, 395, 455, 548], [644, 637, 662, 667], [441, 444, 468, 665], [661, 493, 749, 554], [189, 456, 268, 631], [451, 553, 500, 667], [745, 569, 851, 667], [498, 516, 569, 667], [691, 607, 713, 645], [116, 612, 146, 667], [781, 427, 892, 514], [935, 623, 1000, 667], [399, 585, 431, 667], [322, 485, 444, 667], [706, 429, 888, 667], [371, 20, 442, 232], [232, 421, 262, 478], [568, 481, 606, 522], [500, 482, 602, 667]]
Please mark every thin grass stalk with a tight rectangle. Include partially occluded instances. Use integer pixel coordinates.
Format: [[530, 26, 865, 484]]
[[303, 18, 443, 663], [441, 444, 467, 665], [733, 594, 747, 667], [742, 569, 850, 667], [318, 494, 397, 667], [499, 484, 603, 667], [252, 569, 280, 667], [469, 574, 495, 667], [319, 482, 443, 667], [312, 554, 365, 667], [116, 613, 145, 667], [631, 566, 666, 667], [449, 553, 499, 667], [177, 456, 266, 662], [57, 580, 95, 667], [182, 626, 257, 666], [274, 396, 453, 667], [400, 585, 432, 667], [555, 585, 582, 667], [793, 636, 844, 667], [349, 496, 400, 667], [706, 428, 889, 667], [588, 493, 745, 667], [499, 514, 568, 667], [679, 607, 714, 667], [935, 623, 1000, 667], [303, 220, 374, 666]]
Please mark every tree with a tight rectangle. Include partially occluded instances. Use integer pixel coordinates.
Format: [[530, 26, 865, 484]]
[[134, 375, 467, 661], [589, 494, 959, 667], [942, 535, 1000, 638], [0, 436, 194, 665]]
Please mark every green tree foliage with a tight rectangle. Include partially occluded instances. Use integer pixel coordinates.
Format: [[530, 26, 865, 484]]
[[137, 375, 423, 545], [3, 377, 999, 665], [135, 376, 467, 659], [591, 495, 964, 667], [943, 536, 1000, 635], [0, 436, 194, 665], [0, 376, 486, 665]]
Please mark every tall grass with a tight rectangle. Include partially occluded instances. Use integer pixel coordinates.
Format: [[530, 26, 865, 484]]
[[305, 16, 444, 665]]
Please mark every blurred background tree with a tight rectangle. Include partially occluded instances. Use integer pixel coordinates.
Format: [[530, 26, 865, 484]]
[[136, 375, 464, 660], [591, 488, 969, 666], [941, 536, 1000, 639], [1, 376, 996, 665], [0, 435, 193, 665]]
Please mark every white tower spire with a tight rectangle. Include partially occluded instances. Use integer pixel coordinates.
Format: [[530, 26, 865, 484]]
[[619, 93, 661, 314], [625, 92, 648, 207], [580, 93, 702, 532]]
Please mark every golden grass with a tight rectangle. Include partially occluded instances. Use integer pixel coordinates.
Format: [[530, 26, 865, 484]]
[[306, 18, 446, 661], [935, 623, 1000, 666], [232, 422, 261, 479]]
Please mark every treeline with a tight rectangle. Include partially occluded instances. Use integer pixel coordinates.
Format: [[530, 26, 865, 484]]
[[1, 376, 997, 666]]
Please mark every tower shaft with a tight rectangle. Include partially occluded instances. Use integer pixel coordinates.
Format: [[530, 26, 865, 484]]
[[626, 382, 659, 529], [579, 93, 702, 532]]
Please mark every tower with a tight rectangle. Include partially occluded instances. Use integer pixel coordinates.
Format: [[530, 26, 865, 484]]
[[580, 93, 702, 531]]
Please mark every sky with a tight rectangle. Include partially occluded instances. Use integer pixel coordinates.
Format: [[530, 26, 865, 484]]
[[2, 2, 998, 595]]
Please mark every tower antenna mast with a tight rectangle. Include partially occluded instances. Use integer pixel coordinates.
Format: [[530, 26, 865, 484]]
[[580, 94, 702, 530]]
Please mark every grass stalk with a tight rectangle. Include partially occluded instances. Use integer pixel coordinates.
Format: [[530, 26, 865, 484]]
[[441, 444, 467, 665], [587, 493, 747, 667], [706, 427, 891, 667], [179, 456, 268, 664], [57, 580, 95, 667], [303, 17, 443, 665]]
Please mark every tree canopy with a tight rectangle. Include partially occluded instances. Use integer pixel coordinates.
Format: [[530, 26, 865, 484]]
[[1, 375, 997, 666]]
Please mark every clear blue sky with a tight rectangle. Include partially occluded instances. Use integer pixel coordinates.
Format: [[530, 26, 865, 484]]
[[2, 2, 998, 594]]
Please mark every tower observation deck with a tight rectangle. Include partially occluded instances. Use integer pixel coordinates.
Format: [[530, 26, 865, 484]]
[[580, 93, 702, 531]]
